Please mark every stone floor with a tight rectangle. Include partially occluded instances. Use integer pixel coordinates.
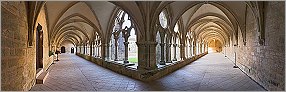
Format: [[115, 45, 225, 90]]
[[30, 53, 266, 91]]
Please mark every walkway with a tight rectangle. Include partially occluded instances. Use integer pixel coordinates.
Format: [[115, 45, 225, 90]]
[[30, 53, 266, 91]]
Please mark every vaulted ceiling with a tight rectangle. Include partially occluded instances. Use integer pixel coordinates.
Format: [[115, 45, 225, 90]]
[[43, 1, 250, 47]]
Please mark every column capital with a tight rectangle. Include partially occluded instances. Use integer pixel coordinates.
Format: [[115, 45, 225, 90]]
[[173, 44, 178, 47], [123, 42, 129, 45], [166, 44, 172, 47]]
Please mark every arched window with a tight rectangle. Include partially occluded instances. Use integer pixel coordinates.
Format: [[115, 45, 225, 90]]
[[159, 11, 168, 29], [156, 10, 169, 65], [110, 10, 137, 64], [156, 32, 161, 65], [172, 22, 180, 61]]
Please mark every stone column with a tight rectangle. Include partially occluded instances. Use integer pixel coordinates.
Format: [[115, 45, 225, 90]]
[[95, 40, 98, 57], [113, 32, 120, 61], [185, 41, 188, 58], [123, 42, 129, 63], [114, 37, 119, 61], [86, 43, 88, 55], [193, 42, 196, 56], [166, 43, 172, 63], [180, 44, 185, 60], [92, 42, 95, 56], [137, 41, 158, 71], [93, 42, 96, 57], [95, 41, 98, 57], [172, 44, 177, 61], [200, 43, 202, 53], [204, 44, 207, 53], [83, 43, 85, 54], [79, 45, 81, 54], [89, 41, 93, 57], [159, 43, 165, 65], [96, 40, 99, 57], [97, 40, 101, 58], [189, 45, 192, 57]]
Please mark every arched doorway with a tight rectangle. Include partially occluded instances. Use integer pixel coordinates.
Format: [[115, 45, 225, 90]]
[[71, 47, 74, 53], [61, 46, 66, 53], [36, 23, 43, 71]]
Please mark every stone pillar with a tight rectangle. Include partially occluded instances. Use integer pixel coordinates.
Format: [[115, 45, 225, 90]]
[[193, 43, 196, 56], [79, 45, 81, 54], [93, 42, 96, 57], [185, 44, 188, 58], [83, 43, 85, 54], [180, 44, 185, 60], [189, 45, 192, 57], [137, 41, 158, 71], [200, 43, 202, 53], [96, 42, 98, 57], [159, 43, 165, 65], [95, 41, 98, 57], [98, 41, 101, 58], [114, 37, 119, 61], [123, 42, 129, 63], [104, 43, 110, 61], [166, 43, 172, 63], [172, 44, 177, 61], [85, 43, 88, 55], [96, 41, 99, 57], [89, 42, 93, 57]]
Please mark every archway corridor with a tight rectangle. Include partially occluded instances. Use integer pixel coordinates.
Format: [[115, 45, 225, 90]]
[[30, 53, 265, 91], [1, 1, 284, 91]]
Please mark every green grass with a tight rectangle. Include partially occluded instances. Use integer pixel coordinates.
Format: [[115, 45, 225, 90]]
[[128, 57, 138, 63]]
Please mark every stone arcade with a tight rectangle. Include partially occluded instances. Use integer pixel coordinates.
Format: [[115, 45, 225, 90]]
[[1, 1, 285, 91]]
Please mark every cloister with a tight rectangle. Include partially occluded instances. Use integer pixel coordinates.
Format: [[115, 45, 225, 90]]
[[1, 1, 285, 91]]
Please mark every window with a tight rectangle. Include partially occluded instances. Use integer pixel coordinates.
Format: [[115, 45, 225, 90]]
[[110, 10, 138, 64], [159, 11, 168, 28]]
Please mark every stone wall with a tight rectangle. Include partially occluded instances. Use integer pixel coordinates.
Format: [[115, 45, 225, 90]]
[[36, 6, 54, 71], [1, 2, 34, 90], [1, 1, 53, 91], [60, 41, 75, 54], [235, 1, 284, 91], [76, 52, 207, 81]]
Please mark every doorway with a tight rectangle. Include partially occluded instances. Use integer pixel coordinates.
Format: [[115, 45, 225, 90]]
[[71, 47, 74, 53], [61, 46, 66, 53], [36, 23, 43, 71]]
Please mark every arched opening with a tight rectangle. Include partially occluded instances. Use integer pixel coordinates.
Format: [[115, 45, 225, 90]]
[[208, 39, 222, 53], [61, 46, 66, 53], [71, 47, 74, 53], [36, 23, 43, 71], [156, 31, 161, 65], [109, 10, 138, 64], [128, 28, 138, 63]]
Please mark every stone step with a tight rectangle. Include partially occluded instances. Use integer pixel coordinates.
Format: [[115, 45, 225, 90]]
[[36, 71, 49, 84], [36, 68, 43, 78]]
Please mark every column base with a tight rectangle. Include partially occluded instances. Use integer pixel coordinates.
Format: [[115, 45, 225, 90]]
[[159, 61, 166, 65], [166, 61, 172, 63], [233, 65, 239, 68], [124, 60, 129, 63], [172, 58, 177, 61]]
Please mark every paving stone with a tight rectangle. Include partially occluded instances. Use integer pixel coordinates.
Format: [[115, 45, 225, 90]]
[[30, 53, 265, 91]]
